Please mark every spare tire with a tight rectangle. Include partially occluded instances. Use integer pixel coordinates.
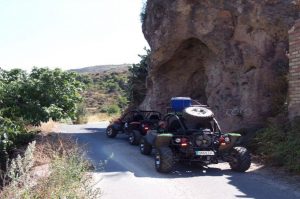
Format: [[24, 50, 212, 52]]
[[183, 106, 214, 119]]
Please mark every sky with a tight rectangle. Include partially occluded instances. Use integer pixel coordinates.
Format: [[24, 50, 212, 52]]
[[0, 0, 149, 71]]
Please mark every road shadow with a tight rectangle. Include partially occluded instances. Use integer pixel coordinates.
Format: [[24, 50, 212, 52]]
[[53, 124, 299, 199]]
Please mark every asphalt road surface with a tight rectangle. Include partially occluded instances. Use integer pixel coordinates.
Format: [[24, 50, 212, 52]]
[[57, 122, 300, 199]]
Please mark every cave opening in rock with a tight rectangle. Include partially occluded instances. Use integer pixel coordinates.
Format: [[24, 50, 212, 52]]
[[154, 38, 212, 107]]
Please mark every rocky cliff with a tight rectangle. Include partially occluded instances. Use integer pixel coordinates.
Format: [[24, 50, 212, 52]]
[[141, 0, 299, 132]]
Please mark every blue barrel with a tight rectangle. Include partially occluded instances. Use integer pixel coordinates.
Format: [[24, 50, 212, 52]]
[[171, 97, 192, 112]]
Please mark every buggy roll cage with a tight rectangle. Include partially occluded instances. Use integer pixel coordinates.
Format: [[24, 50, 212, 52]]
[[164, 99, 223, 136], [121, 110, 162, 121], [163, 113, 222, 136]]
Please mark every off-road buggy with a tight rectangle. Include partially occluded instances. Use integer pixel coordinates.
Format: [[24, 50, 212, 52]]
[[106, 110, 161, 145], [140, 97, 251, 173]]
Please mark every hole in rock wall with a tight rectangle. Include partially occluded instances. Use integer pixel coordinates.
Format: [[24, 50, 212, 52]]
[[152, 38, 213, 108]]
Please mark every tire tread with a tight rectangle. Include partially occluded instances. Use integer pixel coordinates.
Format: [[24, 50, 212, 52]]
[[229, 146, 251, 172], [156, 147, 174, 173]]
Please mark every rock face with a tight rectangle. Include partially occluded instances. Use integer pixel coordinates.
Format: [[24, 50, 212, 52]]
[[141, 0, 299, 132]]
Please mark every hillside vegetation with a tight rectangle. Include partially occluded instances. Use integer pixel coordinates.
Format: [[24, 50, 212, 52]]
[[82, 71, 128, 113], [73, 53, 149, 123], [69, 64, 130, 74], [73, 70, 129, 124]]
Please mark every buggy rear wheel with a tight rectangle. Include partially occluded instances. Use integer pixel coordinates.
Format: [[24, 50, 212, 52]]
[[155, 147, 174, 173], [140, 137, 152, 155], [229, 146, 251, 172]]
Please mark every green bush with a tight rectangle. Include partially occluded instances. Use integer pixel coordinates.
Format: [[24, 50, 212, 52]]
[[76, 74, 93, 86], [106, 81, 119, 93], [97, 73, 127, 94], [106, 105, 120, 115], [254, 118, 300, 173], [117, 95, 128, 110], [0, 117, 34, 166], [73, 103, 88, 124]]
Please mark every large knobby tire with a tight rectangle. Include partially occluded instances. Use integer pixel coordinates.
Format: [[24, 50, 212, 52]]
[[229, 146, 251, 172], [128, 130, 140, 145], [106, 126, 117, 138], [155, 147, 174, 173], [140, 137, 152, 155]]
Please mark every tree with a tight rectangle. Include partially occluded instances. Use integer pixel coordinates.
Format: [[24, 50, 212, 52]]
[[0, 68, 84, 166], [128, 48, 150, 105], [140, 0, 148, 23], [0, 68, 84, 125]]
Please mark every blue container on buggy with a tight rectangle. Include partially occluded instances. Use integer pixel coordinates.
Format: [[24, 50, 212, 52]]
[[171, 97, 192, 112]]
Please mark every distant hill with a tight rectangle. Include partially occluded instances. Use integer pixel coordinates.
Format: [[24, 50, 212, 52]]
[[69, 64, 130, 74]]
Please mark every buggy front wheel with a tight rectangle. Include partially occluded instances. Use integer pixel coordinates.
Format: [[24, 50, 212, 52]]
[[106, 126, 117, 138], [128, 130, 140, 145], [140, 137, 152, 155]]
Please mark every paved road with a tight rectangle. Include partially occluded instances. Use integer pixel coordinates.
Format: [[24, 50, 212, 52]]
[[57, 122, 300, 199]]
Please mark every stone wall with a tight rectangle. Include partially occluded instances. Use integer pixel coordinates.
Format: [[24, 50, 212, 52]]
[[289, 19, 300, 119]]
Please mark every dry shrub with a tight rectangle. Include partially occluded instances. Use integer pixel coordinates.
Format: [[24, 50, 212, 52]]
[[39, 120, 58, 133], [0, 141, 36, 198], [1, 135, 100, 199], [31, 135, 100, 199], [33, 134, 78, 166], [25, 120, 58, 135], [75, 115, 89, 124], [75, 112, 119, 124]]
